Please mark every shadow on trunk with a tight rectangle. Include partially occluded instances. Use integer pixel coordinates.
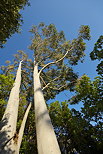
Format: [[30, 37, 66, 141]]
[[0, 114, 16, 154], [34, 87, 52, 126]]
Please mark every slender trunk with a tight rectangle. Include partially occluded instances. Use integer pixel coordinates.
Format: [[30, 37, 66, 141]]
[[34, 63, 61, 154], [17, 102, 31, 153], [0, 61, 22, 154]]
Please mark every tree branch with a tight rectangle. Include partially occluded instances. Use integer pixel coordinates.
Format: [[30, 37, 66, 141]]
[[38, 53, 53, 66], [40, 76, 47, 86], [43, 80, 76, 91], [17, 102, 31, 151], [52, 84, 68, 91], [42, 75, 61, 91], [39, 48, 72, 76]]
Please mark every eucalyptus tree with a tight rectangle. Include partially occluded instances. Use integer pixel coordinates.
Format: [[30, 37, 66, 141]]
[[0, 61, 22, 153], [0, 61, 31, 154], [0, 23, 90, 153], [0, 51, 37, 153], [29, 23, 90, 154]]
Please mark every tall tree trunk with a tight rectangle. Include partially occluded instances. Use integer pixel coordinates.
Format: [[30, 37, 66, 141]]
[[0, 61, 22, 154], [34, 63, 61, 154], [17, 102, 31, 153]]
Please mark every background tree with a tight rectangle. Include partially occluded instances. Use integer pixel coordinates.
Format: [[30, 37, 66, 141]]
[[90, 35, 103, 76], [49, 101, 100, 154], [0, 0, 30, 48], [70, 75, 103, 153], [0, 74, 14, 120]]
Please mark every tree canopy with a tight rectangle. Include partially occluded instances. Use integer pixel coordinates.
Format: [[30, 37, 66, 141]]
[[69, 36, 103, 152], [0, 0, 30, 48], [0, 23, 103, 153]]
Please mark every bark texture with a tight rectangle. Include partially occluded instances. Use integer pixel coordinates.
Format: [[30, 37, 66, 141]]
[[0, 61, 22, 154], [34, 63, 61, 154]]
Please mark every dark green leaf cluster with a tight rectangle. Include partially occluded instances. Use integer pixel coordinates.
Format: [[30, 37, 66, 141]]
[[0, 74, 14, 99], [90, 35, 103, 76], [69, 75, 103, 152], [48, 101, 101, 154], [42, 64, 78, 100], [19, 107, 37, 154], [0, 74, 14, 120], [70, 75, 103, 122], [90, 35, 103, 60], [0, 0, 30, 48]]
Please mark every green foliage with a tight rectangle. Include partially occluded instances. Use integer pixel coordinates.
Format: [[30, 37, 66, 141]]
[[75, 75, 92, 95], [70, 75, 103, 152], [0, 65, 102, 153], [0, 0, 30, 48], [17, 94, 28, 131], [29, 23, 90, 65], [0, 74, 14, 120], [1, 23, 91, 102], [70, 75, 103, 121], [1, 23, 91, 101], [48, 101, 101, 154], [90, 35, 103, 60], [0, 50, 34, 100], [90, 36, 103, 76], [0, 74, 14, 100], [0, 99, 7, 121], [79, 25, 91, 40], [20, 107, 37, 154], [29, 23, 90, 100]]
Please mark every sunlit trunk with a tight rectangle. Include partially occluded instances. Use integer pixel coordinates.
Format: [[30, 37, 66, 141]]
[[0, 61, 22, 154], [34, 62, 61, 154], [17, 102, 31, 153]]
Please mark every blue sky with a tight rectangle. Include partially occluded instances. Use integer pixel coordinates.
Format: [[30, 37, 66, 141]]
[[0, 0, 103, 108]]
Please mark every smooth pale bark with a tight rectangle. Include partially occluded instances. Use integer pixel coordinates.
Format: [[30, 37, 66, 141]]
[[16, 102, 31, 153], [0, 61, 22, 154], [34, 63, 61, 154]]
